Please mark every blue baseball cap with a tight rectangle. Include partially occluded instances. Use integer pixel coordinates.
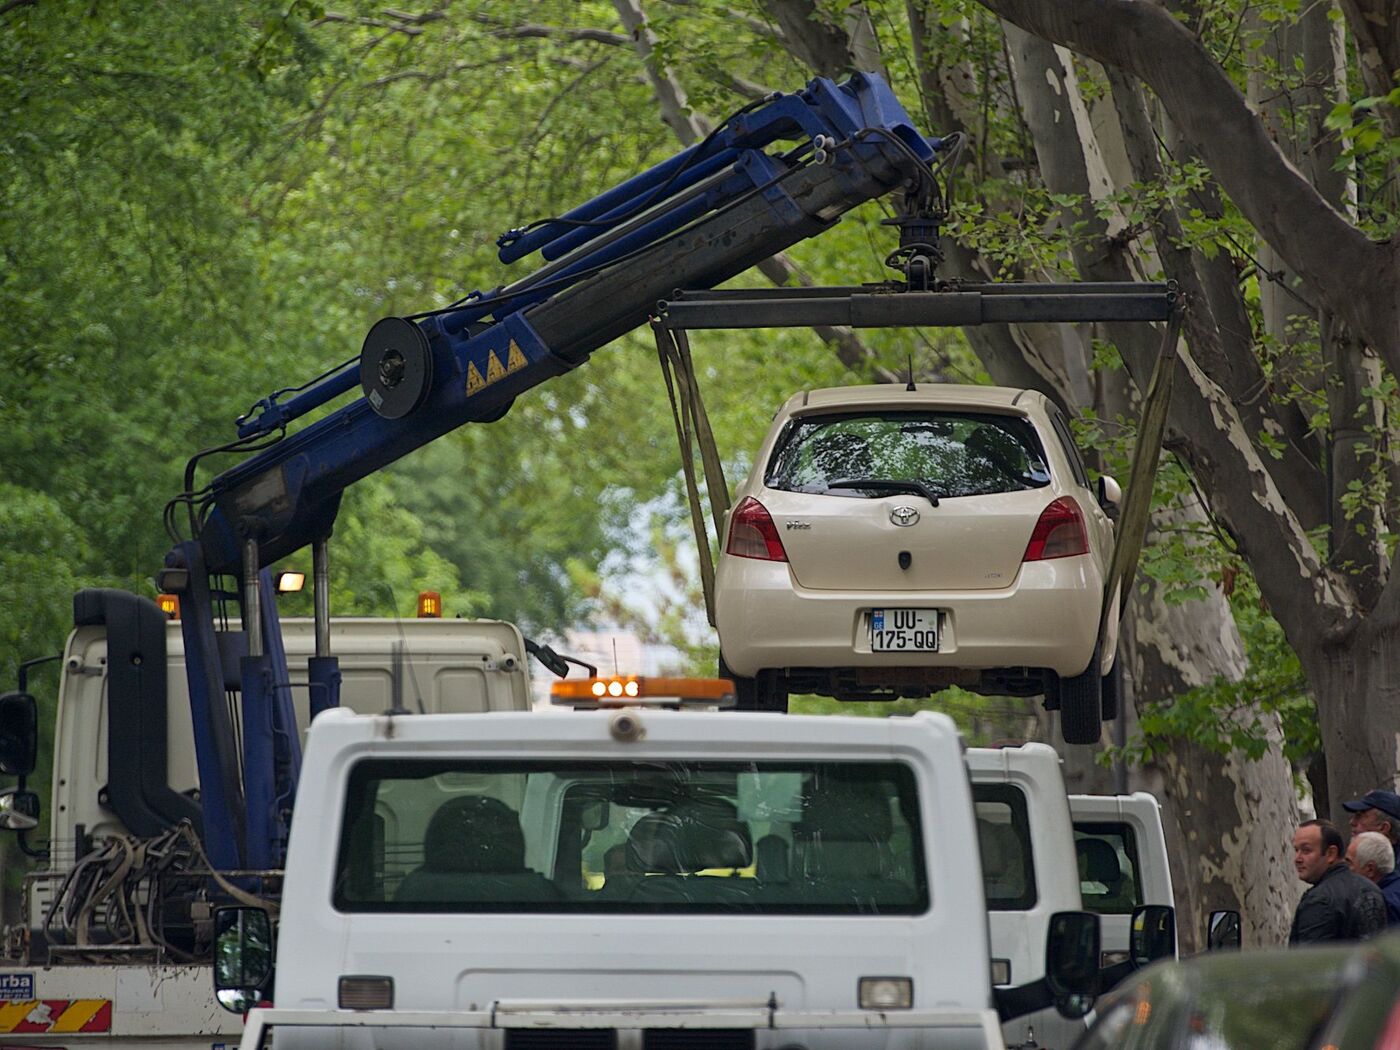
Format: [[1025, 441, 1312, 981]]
[[1341, 790, 1400, 823]]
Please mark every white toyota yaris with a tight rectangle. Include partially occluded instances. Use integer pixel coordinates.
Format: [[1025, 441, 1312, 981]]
[[714, 384, 1121, 744]]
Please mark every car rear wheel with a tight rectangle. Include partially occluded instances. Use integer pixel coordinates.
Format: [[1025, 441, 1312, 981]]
[[1056, 643, 1104, 745], [719, 657, 788, 712]]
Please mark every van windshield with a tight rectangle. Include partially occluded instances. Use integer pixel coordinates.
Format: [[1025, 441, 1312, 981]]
[[334, 759, 927, 915]]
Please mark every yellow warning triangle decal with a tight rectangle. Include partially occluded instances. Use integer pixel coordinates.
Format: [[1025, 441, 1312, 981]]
[[486, 350, 507, 383], [506, 341, 528, 373], [465, 362, 486, 395]]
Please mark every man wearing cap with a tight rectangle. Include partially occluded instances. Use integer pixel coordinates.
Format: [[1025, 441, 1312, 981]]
[[1342, 790, 1400, 867]]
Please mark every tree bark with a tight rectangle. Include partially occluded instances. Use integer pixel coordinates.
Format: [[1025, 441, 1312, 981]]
[[1340, 0, 1400, 139]]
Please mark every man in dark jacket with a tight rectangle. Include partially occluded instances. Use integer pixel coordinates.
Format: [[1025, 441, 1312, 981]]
[[1290, 819, 1386, 944]]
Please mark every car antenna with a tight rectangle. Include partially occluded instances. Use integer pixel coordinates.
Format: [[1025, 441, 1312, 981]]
[[387, 640, 411, 715], [612, 638, 619, 676], [906, 354, 916, 392]]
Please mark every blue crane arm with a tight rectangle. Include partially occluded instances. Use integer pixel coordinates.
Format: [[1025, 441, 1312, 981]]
[[165, 72, 941, 874], [191, 72, 938, 576]]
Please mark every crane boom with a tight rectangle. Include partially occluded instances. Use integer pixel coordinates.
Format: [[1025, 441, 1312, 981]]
[[188, 72, 937, 577], [159, 72, 943, 873]]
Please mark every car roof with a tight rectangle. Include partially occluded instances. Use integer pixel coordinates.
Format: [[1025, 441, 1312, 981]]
[[783, 384, 1042, 417]]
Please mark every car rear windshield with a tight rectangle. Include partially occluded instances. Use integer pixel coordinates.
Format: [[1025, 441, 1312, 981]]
[[766, 411, 1051, 499], [334, 759, 928, 915]]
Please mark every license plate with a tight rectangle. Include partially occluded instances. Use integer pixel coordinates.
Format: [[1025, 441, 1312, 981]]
[[870, 609, 939, 652]]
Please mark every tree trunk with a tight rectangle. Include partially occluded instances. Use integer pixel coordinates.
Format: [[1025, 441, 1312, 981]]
[[1301, 615, 1400, 822], [1005, 25, 1302, 947]]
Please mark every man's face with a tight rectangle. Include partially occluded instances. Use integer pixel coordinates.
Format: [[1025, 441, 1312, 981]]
[[1345, 839, 1378, 882], [1350, 808, 1389, 838], [1294, 825, 1336, 884]]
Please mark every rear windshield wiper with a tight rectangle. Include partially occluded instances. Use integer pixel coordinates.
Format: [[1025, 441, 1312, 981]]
[[827, 478, 940, 507]]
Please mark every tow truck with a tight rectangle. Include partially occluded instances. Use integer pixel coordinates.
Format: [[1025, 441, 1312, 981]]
[[216, 677, 1108, 1049], [0, 70, 1175, 1045]]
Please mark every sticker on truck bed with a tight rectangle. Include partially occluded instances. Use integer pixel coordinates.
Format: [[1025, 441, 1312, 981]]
[[0, 975, 32, 1001], [0, 999, 111, 1033]]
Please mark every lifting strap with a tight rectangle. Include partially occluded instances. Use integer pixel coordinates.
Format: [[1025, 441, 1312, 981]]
[[652, 320, 730, 627], [1098, 309, 1184, 645]]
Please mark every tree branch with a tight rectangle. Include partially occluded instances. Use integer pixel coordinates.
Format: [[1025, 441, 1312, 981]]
[[316, 11, 431, 36], [974, 0, 1399, 376], [611, 0, 887, 378], [466, 13, 629, 47], [759, 0, 858, 78]]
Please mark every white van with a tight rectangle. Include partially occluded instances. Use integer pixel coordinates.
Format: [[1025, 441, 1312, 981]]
[[221, 705, 1104, 1049]]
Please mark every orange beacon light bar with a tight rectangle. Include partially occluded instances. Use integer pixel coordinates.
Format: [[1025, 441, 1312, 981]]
[[417, 591, 442, 618], [550, 676, 736, 708]]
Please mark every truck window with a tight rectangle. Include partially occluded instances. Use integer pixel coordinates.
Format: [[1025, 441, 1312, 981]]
[[972, 783, 1037, 910], [334, 759, 928, 915], [1073, 821, 1143, 914]]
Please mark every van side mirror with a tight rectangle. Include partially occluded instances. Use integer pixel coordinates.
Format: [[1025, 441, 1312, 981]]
[[1096, 475, 1122, 511], [214, 907, 274, 1013], [0, 693, 38, 778], [1046, 910, 1100, 1019], [1207, 908, 1242, 951], [0, 789, 40, 832], [1130, 904, 1176, 967]]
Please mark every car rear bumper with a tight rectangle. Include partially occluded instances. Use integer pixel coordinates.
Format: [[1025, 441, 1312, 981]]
[[715, 556, 1105, 680]]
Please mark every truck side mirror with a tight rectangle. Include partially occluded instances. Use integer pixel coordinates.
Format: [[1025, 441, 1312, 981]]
[[1207, 908, 1241, 951], [214, 907, 274, 1013], [1045, 910, 1100, 1019], [0, 789, 39, 832], [1096, 475, 1122, 511], [0, 692, 37, 778], [1130, 904, 1176, 967]]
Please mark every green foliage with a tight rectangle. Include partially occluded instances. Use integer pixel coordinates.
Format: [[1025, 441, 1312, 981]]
[[1115, 576, 1316, 774]]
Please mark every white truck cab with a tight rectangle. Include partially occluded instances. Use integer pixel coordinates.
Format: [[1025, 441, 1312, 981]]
[[0, 592, 531, 1048], [222, 704, 1103, 1049], [49, 613, 531, 856], [1069, 793, 1174, 967]]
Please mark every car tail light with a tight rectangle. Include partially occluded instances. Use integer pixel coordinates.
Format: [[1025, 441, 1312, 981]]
[[726, 497, 788, 562], [1023, 497, 1089, 561]]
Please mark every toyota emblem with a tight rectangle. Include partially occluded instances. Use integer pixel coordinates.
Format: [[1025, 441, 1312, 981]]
[[890, 506, 920, 527]]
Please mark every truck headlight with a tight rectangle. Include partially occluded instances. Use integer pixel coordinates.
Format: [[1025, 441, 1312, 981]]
[[858, 976, 912, 1010], [339, 975, 394, 1010]]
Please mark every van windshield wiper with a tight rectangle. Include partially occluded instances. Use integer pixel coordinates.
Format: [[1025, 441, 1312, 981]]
[[827, 478, 940, 507]]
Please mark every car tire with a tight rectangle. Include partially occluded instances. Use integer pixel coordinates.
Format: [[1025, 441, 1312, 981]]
[[1057, 644, 1104, 745], [1100, 649, 1123, 723], [719, 657, 787, 712]]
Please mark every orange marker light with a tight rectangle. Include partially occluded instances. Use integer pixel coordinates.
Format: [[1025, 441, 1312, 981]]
[[417, 591, 442, 618], [551, 676, 736, 706], [157, 594, 180, 619]]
